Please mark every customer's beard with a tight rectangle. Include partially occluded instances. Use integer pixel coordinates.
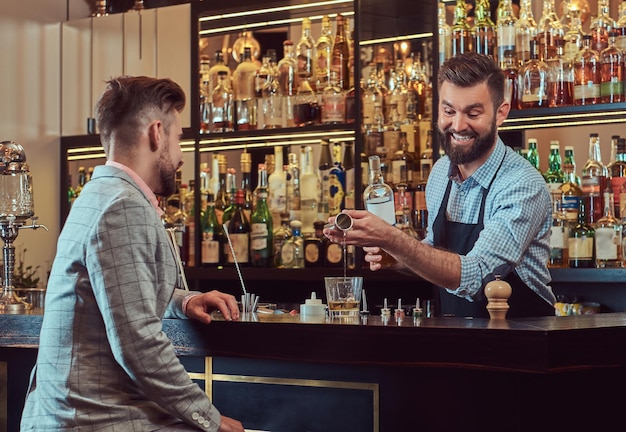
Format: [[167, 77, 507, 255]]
[[156, 144, 178, 198], [437, 118, 497, 166]]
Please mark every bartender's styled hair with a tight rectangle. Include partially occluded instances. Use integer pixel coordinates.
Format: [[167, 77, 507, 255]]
[[437, 52, 504, 109], [95, 76, 186, 155]]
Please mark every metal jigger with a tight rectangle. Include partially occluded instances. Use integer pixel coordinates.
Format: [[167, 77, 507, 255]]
[[0, 141, 47, 312]]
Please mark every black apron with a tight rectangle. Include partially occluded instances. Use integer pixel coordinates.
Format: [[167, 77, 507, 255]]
[[432, 158, 554, 318]]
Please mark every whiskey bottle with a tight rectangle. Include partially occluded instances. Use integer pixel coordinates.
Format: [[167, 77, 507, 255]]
[[600, 31, 625, 104], [582, 133, 608, 224], [450, 0, 471, 58], [331, 13, 350, 91], [250, 164, 273, 267], [226, 189, 250, 266], [617, 1, 626, 53], [559, 162, 583, 225], [396, 183, 419, 239], [612, 138, 626, 219], [536, 0, 564, 61], [590, 0, 614, 53], [363, 155, 395, 225], [502, 50, 519, 109], [563, 8, 584, 62], [281, 220, 304, 269], [595, 184, 623, 268], [304, 221, 326, 268], [321, 71, 346, 124], [293, 72, 321, 126], [568, 198, 595, 268], [207, 50, 231, 100], [573, 35, 601, 106], [496, 0, 517, 68], [547, 38, 574, 107], [209, 70, 234, 133], [514, 0, 537, 65], [232, 47, 258, 130], [391, 131, 414, 187], [518, 38, 550, 109], [315, 15, 333, 92]]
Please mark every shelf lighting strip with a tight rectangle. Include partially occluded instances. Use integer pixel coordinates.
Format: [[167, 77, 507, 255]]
[[199, 130, 355, 152], [500, 110, 626, 131], [199, 0, 353, 23], [359, 33, 434, 45], [67, 140, 196, 161]]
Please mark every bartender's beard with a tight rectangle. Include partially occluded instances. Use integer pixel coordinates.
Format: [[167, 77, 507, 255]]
[[437, 118, 497, 166]]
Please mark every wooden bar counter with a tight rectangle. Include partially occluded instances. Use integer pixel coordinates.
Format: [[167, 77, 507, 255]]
[[1, 310, 625, 431]]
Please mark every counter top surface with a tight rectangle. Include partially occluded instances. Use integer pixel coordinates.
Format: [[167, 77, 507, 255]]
[[3, 310, 626, 373]]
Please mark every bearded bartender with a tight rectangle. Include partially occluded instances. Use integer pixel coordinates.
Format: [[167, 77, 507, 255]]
[[324, 52, 556, 318]]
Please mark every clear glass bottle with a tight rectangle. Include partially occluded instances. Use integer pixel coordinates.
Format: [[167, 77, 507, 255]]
[[514, 0, 537, 65], [300, 145, 318, 237], [250, 164, 273, 267], [365, 102, 385, 156], [549, 198, 569, 268], [226, 189, 250, 266], [255, 54, 272, 99], [296, 17, 315, 89], [526, 138, 540, 172], [590, 0, 614, 53], [321, 71, 346, 124], [536, 0, 565, 62], [573, 35, 601, 106], [474, 0, 496, 59], [568, 198, 595, 268], [201, 193, 224, 267], [363, 155, 396, 225], [391, 131, 414, 187], [331, 13, 350, 91], [496, 0, 517, 68], [214, 154, 229, 224], [616, 1, 626, 53], [233, 46, 258, 130], [451, 0, 471, 58], [268, 145, 287, 231], [293, 72, 321, 126], [612, 138, 626, 219], [278, 40, 298, 127], [581, 133, 608, 224], [362, 67, 384, 131], [396, 183, 419, 239], [437, 1, 451, 66], [563, 9, 584, 62], [281, 220, 304, 269], [209, 70, 234, 133], [595, 184, 623, 268], [503, 50, 519, 109], [559, 162, 583, 225], [547, 38, 574, 107], [600, 31, 625, 104], [315, 15, 334, 92], [208, 49, 231, 100], [272, 211, 291, 268], [286, 152, 301, 223], [518, 38, 550, 109]]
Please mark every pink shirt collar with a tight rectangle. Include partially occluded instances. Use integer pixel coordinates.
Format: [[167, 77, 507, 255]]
[[105, 160, 163, 217]]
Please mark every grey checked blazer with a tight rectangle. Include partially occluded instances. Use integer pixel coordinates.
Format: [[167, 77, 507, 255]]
[[21, 165, 221, 431]]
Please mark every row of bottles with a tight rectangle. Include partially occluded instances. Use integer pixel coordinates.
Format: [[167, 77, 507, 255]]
[[67, 166, 93, 206], [440, 0, 626, 108], [521, 133, 626, 268]]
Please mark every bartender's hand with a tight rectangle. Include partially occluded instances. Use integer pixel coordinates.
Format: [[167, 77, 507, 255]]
[[363, 246, 387, 272], [323, 209, 391, 246], [185, 290, 240, 324], [219, 415, 244, 432]]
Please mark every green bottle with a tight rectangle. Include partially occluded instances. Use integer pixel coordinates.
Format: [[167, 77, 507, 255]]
[[526, 138, 540, 171], [544, 140, 565, 200], [201, 193, 224, 267], [250, 164, 274, 267], [568, 198, 595, 268]]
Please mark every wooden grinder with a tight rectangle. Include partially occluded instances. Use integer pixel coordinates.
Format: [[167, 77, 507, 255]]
[[484, 275, 512, 320]]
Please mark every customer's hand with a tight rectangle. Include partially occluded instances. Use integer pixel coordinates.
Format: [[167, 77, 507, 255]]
[[186, 290, 240, 324], [218, 415, 244, 432]]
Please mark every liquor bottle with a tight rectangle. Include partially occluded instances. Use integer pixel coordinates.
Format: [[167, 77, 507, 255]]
[[278, 40, 298, 128], [232, 46, 258, 131], [362, 67, 384, 132], [331, 13, 350, 91], [590, 0, 614, 53], [582, 133, 608, 225], [544, 141, 565, 201], [564, 146, 580, 185], [75, 166, 87, 198], [568, 198, 595, 268], [207, 50, 231, 100], [617, 1, 626, 53], [231, 30, 261, 65], [321, 71, 346, 124], [240, 151, 253, 220], [547, 38, 574, 107], [549, 198, 569, 268], [608, 134, 619, 171], [272, 211, 291, 268], [201, 193, 224, 267], [225, 189, 250, 266], [296, 17, 315, 88], [600, 32, 625, 104], [450, 0, 471, 58], [286, 151, 301, 223], [612, 138, 626, 219], [329, 142, 346, 217], [318, 138, 333, 221], [343, 141, 356, 210], [86, 166, 94, 183], [67, 175, 76, 207], [209, 152, 220, 199], [304, 220, 326, 268], [563, 8, 584, 63], [514, 0, 537, 65], [536, 0, 564, 61], [294, 72, 321, 126], [518, 39, 550, 109], [315, 15, 333, 92], [255, 54, 272, 99], [268, 145, 287, 230], [573, 35, 601, 106], [209, 70, 234, 133], [496, 0, 517, 68], [260, 54, 283, 129], [437, 1, 451, 66], [526, 138, 540, 172], [365, 102, 385, 156], [250, 164, 273, 267], [363, 155, 395, 225], [221, 167, 238, 225], [502, 50, 519, 109], [413, 165, 428, 240], [595, 184, 623, 268], [391, 131, 414, 188], [184, 180, 197, 267], [559, 162, 583, 224], [214, 154, 229, 224], [324, 225, 345, 268], [474, 0, 496, 58], [199, 56, 211, 134], [396, 183, 419, 239], [281, 220, 304, 269], [300, 145, 318, 237]]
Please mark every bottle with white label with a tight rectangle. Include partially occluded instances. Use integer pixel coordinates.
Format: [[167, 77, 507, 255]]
[[363, 155, 395, 225]]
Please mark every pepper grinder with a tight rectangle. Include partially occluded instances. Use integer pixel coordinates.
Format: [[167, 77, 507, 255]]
[[484, 275, 511, 320]]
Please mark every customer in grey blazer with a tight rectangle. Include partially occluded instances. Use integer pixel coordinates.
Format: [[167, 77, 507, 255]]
[[21, 76, 244, 432]]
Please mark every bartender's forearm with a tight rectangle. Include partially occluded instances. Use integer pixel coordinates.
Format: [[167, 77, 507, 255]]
[[385, 228, 462, 289]]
